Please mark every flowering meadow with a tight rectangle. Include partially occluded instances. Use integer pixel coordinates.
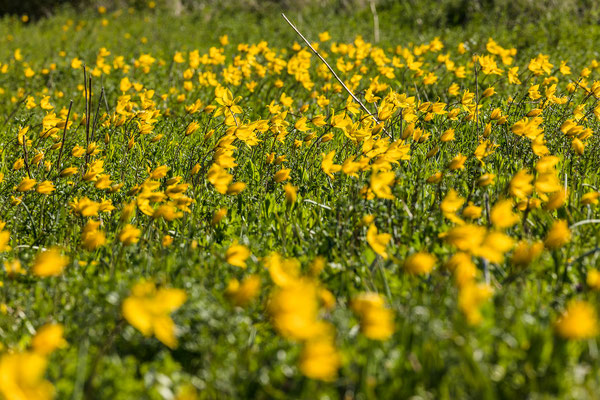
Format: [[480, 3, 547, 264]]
[[0, 1, 600, 399]]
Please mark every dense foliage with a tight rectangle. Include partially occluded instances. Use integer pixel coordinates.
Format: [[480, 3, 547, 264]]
[[0, 2, 599, 399]]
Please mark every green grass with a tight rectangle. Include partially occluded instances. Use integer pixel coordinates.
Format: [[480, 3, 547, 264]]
[[0, 2, 599, 399]]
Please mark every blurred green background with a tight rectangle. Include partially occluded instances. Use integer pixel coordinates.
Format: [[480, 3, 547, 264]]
[[2, 0, 600, 28]]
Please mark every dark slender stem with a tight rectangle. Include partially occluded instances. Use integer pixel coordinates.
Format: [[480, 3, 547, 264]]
[[91, 88, 104, 145], [281, 13, 392, 139], [55, 100, 73, 176], [22, 140, 32, 179]]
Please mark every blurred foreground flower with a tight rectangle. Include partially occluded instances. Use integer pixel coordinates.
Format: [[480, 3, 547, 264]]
[[458, 282, 493, 325], [300, 336, 341, 381], [122, 281, 187, 348], [0, 352, 54, 400], [366, 224, 391, 259], [32, 323, 67, 355], [226, 241, 250, 268], [32, 247, 69, 277], [351, 293, 394, 340], [226, 275, 260, 307], [555, 300, 598, 340]]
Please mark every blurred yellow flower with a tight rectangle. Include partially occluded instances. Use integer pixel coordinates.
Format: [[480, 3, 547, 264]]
[[0, 352, 54, 400], [274, 168, 290, 183], [300, 337, 341, 381], [366, 224, 391, 259], [284, 183, 297, 204], [544, 219, 571, 249], [211, 208, 227, 225], [226, 241, 250, 268], [119, 224, 141, 246], [122, 281, 187, 348], [403, 252, 436, 275], [16, 177, 36, 192], [458, 282, 493, 325], [226, 275, 260, 307], [351, 293, 394, 340], [32, 247, 69, 277], [32, 323, 67, 355], [555, 300, 598, 340], [587, 269, 600, 290]]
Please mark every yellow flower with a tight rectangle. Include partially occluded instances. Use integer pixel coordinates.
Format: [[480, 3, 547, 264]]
[[225, 275, 261, 307], [268, 279, 329, 341], [207, 165, 233, 194], [511, 241, 544, 267], [321, 150, 341, 178], [70, 197, 100, 217], [0, 230, 10, 252], [4, 259, 24, 277], [16, 177, 36, 192], [442, 224, 487, 253], [370, 171, 395, 199], [299, 337, 341, 381], [535, 155, 560, 174], [71, 57, 82, 69], [226, 241, 250, 268], [473, 231, 514, 264], [440, 128, 455, 142], [149, 165, 169, 179], [535, 172, 561, 194], [581, 191, 600, 206], [120, 77, 132, 92], [318, 31, 331, 42], [555, 300, 598, 340], [36, 180, 55, 195], [351, 293, 394, 340], [441, 189, 464, 218], [477, 173, 495, 187], [226, 181, 246, 195], [175, 385, 198, 400], [153, 204, 183, 221], [360, 214, 375, 226], [587, 269, 600, 290], [445, 252, 477, 287], [309, 256, 327, 276], [366, 224, 391, 259], [211, 208, 227, 225], [185, 121, 199, 136], [264, 252, 300, 288], [448, 154, 467, 170], [59, 166, 78, 177], [81, 220, 106, 250], [509, 170, 533, 199], [543, 189, 567, 211], [458, 282, 493, 325], [426, 171, 443, 184], [0, 352, 54, 400], [32, 247, 69, 277], [119, 224, 141, 246], [120, 201, 136, 222], [490, 199, 519, 229], [274, 168, 290, 183], [32, 323, 67, 355], [122, 281, 187, 348], [284, 183, 297, 204], [462, 202, 482, 219], [162, 235, 173, 247], [403, 252, 436, 275], [544, 219, 571, 249]]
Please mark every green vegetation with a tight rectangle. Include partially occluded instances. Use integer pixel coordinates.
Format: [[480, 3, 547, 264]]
[[0, 1, 599, 399]]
